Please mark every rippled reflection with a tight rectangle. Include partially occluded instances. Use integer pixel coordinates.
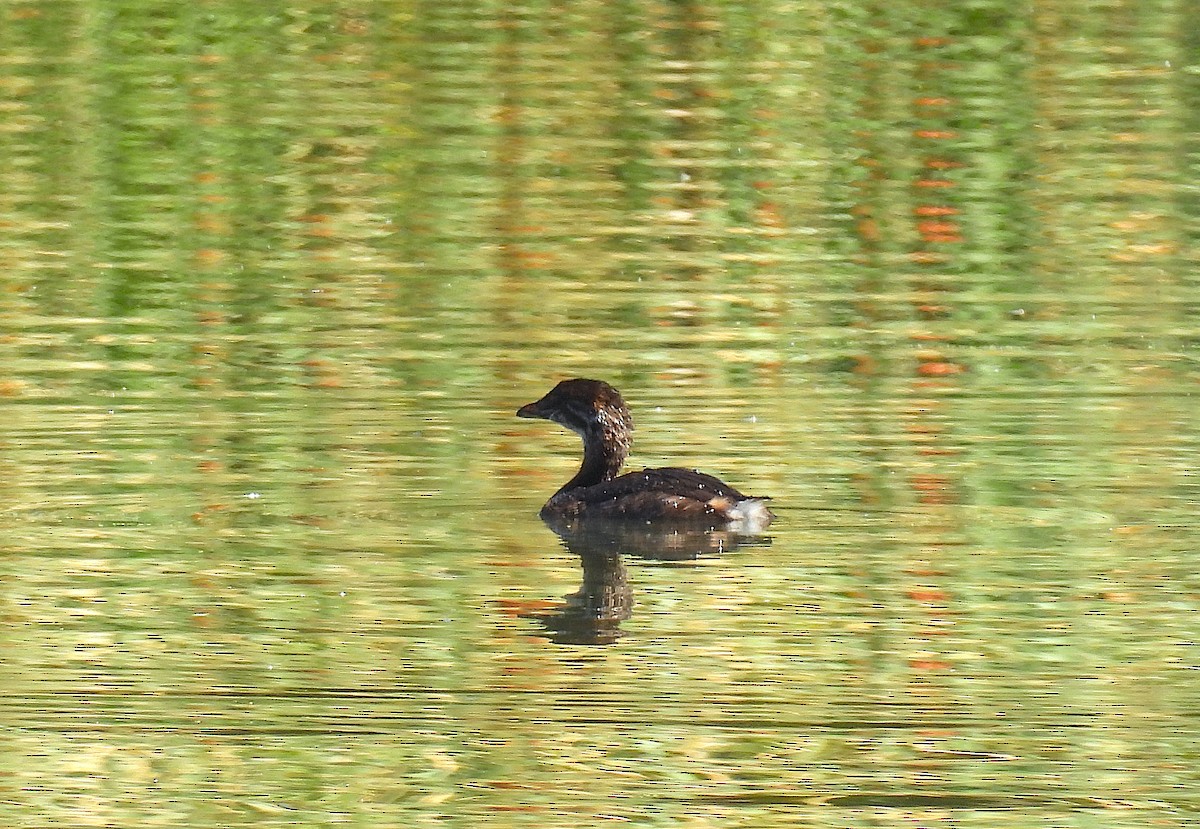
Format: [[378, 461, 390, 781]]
[[2, 0, 1199, 825], [523, 551, 631, 645], [525, 516, 773, 644]]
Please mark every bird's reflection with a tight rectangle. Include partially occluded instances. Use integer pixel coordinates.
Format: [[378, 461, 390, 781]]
[[526, 550, 631, 646], [524, 516, 771, 645]]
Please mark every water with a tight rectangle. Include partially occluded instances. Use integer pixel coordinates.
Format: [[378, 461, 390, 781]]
[[3, 0, 1199, 825]]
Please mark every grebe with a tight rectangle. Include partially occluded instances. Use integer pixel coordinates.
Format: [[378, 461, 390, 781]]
[[516, 379, 773, 531]]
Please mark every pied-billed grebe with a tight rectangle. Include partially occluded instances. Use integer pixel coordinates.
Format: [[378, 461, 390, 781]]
[[517, 379, 773, 531]]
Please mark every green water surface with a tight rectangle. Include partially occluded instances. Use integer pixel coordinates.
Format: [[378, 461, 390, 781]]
[[2, 1, 1198, 826]]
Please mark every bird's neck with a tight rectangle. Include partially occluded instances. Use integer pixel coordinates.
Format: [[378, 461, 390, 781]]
[[558, 420, 628, 492]]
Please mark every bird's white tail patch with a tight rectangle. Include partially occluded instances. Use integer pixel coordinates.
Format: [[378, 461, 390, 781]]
[[711, 497, 773, 533]]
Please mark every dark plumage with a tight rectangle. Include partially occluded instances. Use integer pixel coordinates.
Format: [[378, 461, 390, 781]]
[[516, 379, 773, 531]]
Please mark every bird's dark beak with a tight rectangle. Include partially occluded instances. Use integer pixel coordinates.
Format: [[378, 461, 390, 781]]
[[516, 401, 542, 419]]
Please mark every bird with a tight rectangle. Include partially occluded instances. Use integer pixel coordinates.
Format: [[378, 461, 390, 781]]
[[516, 378, 773, 532]]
